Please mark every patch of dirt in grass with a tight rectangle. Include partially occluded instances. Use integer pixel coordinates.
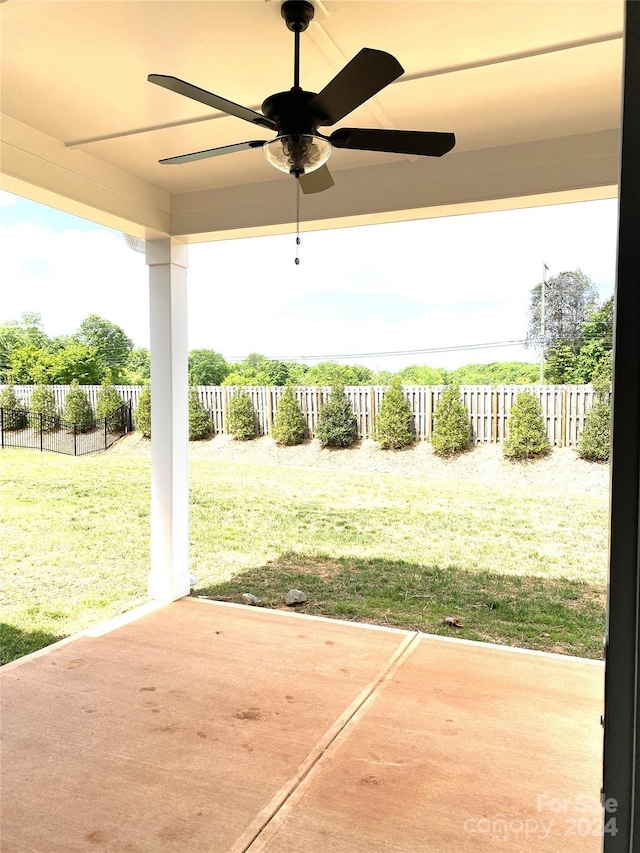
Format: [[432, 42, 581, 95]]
[[275, 555, 343, 579], [112, 433, 609, 496]]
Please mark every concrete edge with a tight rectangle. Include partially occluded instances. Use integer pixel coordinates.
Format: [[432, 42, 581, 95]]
[[1, 600, 168, 671], [192, 597, 604, 666], [191, 595, 414, 636]]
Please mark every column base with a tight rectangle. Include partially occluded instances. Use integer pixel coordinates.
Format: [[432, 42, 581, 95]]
[[147, 569, 192, 602]]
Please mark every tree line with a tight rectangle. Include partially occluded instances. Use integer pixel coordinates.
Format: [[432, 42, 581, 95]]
[[0, 272, 612, 390], [526, 269, 613, 386]]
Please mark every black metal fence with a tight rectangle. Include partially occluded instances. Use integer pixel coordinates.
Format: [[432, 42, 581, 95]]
[[0, 402, 132, 456]]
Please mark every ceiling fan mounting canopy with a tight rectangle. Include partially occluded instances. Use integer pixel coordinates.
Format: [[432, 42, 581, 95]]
[[281, 0, 315, 33], [148, 0, 456, 193]]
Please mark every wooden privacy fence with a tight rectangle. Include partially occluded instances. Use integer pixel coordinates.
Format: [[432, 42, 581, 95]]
[[6, 384, 599, 446]]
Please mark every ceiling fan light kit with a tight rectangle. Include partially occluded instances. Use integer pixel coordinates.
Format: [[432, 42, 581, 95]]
[[148, 0, 456, 193], [263, 133, 332, 176]]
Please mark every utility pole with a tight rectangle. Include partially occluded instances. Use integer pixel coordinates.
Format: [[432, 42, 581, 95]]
[[539, 263, 549, 383]]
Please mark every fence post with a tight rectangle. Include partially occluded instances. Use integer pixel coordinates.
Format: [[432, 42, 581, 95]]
[[222, 387, 229, 434], [268, 388, 274, 434], [104, 415, 108, 451], [39, 413, 43, 452], [369, 387, 376, 439], [73, 422, 77, 456]]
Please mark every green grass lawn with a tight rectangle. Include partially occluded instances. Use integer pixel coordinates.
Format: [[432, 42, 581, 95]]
[[0, 447, 608, 663]]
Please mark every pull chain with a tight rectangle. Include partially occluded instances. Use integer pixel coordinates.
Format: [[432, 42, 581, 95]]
[[295, 174, 301, 265]]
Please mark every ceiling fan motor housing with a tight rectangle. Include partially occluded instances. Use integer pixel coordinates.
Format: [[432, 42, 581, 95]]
[[262, 90, 323, 135]]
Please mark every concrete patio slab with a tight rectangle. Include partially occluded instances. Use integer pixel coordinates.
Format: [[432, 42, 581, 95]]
[[250, 635, 604, 852], [0, 599, 604, 852]]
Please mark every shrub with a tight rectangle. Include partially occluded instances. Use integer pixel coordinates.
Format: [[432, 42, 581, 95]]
[[62, 380, 94, 432], [226, 390, 257, 440], [29, 384, 58, 430], [578, 400, 611, 462], [503, 392, 550, 459], [0, 384, 27, 430], [189, 387, 212, 440], [272, 385, 306, 446], [135, 385, 151, 437], [315, 384, 357, 448], [375, 377, 414, 450], [96, 369, 123, 420], [431, 385, 471, 455]]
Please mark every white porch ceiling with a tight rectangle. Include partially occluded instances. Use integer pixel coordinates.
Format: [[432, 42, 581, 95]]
[[0, 0, 624, 241]]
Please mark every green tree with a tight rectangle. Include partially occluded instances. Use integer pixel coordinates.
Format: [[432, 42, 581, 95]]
[[304, 362, 373, 387], [574, 296, 614, 383], [62, 380, 94, 432], [28, 384, 58, 429], [0, 314, 51, 382], [544, 343, 577, 384], [6, 343, 57, 384], [400, 365, 448, 385], [76, 314, 133, 381], [503, 392, 550, 459], [272, 385, 306, 446], [283, 362, 308, 385], [124, 348, 151, 384], [526, 269, 598, 356], [226, 390, 257, 440], [371, 370, 398, 385], [188, 349, 229, 386], [375, 377, 414, 450], [51, 339, 103, 384], [431, 386, 472, 455], [222, 353, 292, 386], [96, 369, 124, 432], [315, 384, 357, 448], [189, 388, 212, 440], [592, 353, 613, 400], [0, 384, 27, 430], [135, 386, 151, 437], [448, 362, 539, 385]]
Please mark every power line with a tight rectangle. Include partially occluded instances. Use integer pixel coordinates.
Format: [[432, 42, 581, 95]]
[[226, 339, 527, 363]]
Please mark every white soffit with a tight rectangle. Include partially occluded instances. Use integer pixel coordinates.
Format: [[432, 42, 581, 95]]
[[0, 0, 624, 239]]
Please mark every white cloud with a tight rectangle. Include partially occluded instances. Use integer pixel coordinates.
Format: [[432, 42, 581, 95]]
[[186, 198, 617, 367], [2, 197, 617, 369], [1, 222, 148, 344]]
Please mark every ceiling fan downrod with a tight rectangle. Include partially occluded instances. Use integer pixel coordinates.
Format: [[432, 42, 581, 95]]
[[282, 1, 315, 91]]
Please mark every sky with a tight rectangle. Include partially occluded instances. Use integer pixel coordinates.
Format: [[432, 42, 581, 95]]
[[0, 190, 618, 372]]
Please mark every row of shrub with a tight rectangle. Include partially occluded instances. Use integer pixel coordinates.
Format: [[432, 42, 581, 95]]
[[132, 379, 610, 462], [0, 372, 126, 433], [2, 375, 609, 462]]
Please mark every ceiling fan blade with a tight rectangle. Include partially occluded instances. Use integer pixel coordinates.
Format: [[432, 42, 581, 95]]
[[159, 140, 266, 165], [299, 164, 335, 194], [310, 48, 404, 127], [148, 74, 276, 130], [330, 128, 456, 157]]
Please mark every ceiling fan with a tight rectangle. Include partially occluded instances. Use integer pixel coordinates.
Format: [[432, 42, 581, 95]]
[[149, 0, 456, 194]]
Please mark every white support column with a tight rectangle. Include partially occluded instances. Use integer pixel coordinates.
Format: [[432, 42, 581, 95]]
[[145, 238, 191, 601]]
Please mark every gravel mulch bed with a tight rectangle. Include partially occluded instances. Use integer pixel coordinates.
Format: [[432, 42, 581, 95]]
[[110, 432, 609, 497]]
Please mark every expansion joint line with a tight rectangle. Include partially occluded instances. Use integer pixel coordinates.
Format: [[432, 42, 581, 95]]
[[228, 630, 421, 853]]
